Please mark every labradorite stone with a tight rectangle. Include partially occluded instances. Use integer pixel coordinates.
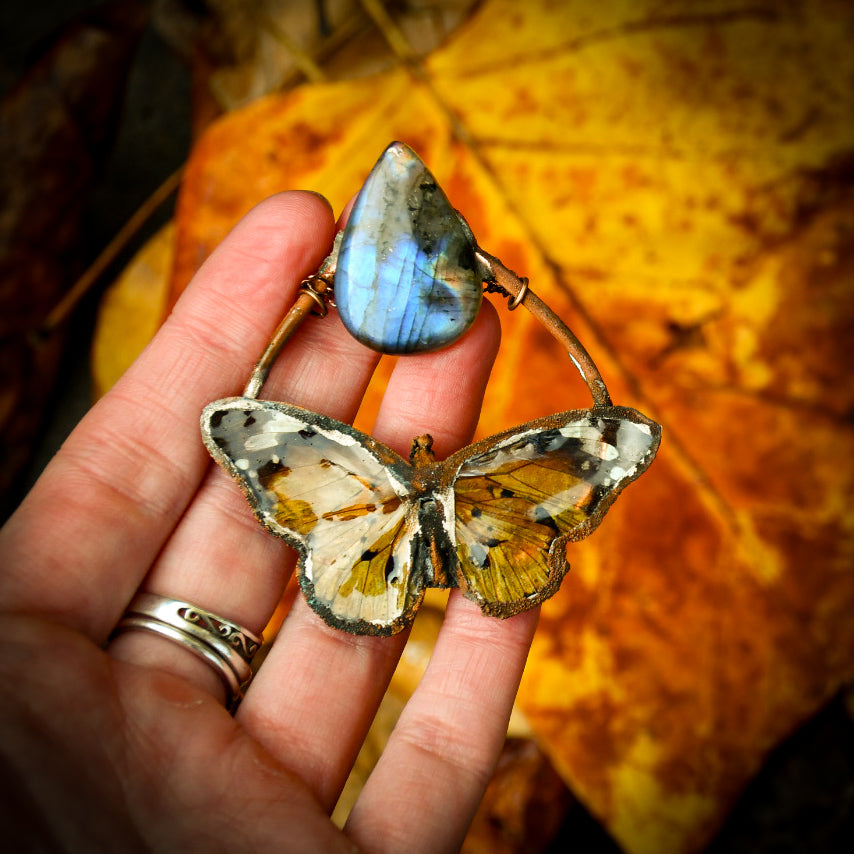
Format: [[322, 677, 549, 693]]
[[335, 142, 482, 354]]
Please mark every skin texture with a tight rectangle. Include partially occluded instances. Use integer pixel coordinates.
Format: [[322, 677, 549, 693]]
[[0, 192, 538, 852]]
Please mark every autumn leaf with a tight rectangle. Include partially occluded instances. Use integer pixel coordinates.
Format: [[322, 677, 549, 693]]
[[462, 737, 572, 854], [0, 2, 146, 513], [96, 0, 854, 851], [91, 222, 174, 399]]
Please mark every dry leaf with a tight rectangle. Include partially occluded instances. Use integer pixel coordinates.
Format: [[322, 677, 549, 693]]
[[0, 2, 146, 512], [153, 0, 478, 121], [463, 738, 572, 854], [112, 0, 854, 850]]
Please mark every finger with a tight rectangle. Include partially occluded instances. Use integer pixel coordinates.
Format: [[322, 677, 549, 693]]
[[238, 302, 502, 810], [110, 263, 382, 702], [370, 301, 500, 458], [346, 594, 539, 854], [0, 615, 355, 854], [0, 192, 336, 638]]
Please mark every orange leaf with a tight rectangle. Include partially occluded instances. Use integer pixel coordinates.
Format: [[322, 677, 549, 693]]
[[164, 1, 854, 851], [92, 223, 175, 398]]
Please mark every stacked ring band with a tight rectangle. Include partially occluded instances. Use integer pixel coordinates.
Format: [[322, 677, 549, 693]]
[[112, 593, 263, 710]]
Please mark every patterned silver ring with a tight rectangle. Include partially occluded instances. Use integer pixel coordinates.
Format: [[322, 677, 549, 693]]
[[112, 593, 263, 710]]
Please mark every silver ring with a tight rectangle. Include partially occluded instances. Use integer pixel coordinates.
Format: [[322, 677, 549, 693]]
[[112, 594, 263, 710]]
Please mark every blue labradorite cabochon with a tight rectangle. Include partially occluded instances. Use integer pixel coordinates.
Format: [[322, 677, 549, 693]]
[[335, 142, 482, 354]]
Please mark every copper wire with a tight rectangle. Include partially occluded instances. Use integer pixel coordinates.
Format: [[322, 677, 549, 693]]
[[245, 243, 612, 409]]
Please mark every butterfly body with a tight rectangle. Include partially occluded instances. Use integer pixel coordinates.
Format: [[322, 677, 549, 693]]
[[202, 398, 661, 636]]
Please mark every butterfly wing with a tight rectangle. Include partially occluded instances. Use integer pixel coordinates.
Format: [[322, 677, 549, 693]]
[[201, 398, 424, 635], [450, 407, 661, 617]]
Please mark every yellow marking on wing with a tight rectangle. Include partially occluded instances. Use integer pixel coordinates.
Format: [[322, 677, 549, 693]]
[[457, 533, 551, 601], [272, 498, 318, 535], [455, 458, 596, 605], [322, 495, 403, 523], [338, 519, 408, 604], [261, 466, 325, 535], [322, 503, 377, 522]]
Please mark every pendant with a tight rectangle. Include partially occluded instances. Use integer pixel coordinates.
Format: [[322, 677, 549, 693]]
[[200, 142, 662, 637], [335, 142, 482, 354]]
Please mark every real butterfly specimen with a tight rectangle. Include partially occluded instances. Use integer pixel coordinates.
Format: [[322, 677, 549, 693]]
[[202, 142, 661, 636]]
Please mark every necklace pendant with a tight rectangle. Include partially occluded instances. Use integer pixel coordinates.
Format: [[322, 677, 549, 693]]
[[202, 141, 662, 636], [335, 142, 483, 354]]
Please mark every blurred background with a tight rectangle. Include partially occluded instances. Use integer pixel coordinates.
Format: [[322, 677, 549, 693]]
[[2, 1, 853, 851]]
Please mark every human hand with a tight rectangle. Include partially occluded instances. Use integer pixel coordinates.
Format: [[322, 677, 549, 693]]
[[0, 192, 538, 852]]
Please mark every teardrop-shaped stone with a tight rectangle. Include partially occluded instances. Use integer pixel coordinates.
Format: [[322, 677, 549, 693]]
[[335, 142, 482, 354]]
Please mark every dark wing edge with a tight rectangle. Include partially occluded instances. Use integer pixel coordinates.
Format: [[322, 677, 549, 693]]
[[200, 395, 414, 540], [200, 396, 423, 636], [299, 575, 425, 637]]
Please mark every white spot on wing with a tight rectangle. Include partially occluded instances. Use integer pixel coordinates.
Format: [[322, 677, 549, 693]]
[[245, 433, 281, 451], [616, 420, 655, 463]]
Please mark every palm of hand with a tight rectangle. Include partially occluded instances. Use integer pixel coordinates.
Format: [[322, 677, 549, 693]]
[[0, 193, 537, 853], [2, 616, 350, 851]]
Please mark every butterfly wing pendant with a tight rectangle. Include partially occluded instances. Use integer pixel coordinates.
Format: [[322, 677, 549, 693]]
[[201, 397, 661, 636]]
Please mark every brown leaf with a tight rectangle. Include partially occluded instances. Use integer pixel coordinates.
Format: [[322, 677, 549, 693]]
[[0, 2, 147, 511], [463, 738, 572, 854], [153, 0, 477, 128]]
